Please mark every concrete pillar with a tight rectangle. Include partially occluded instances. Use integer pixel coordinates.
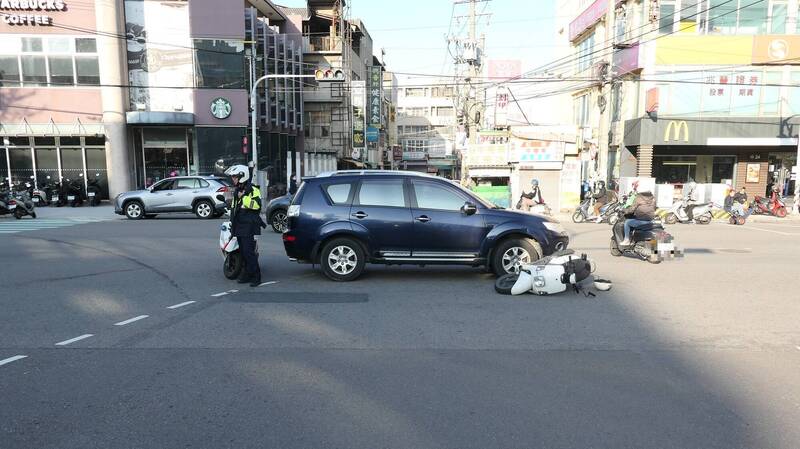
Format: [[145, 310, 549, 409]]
[[637, 145, 653, 178], [95, 0, 131, 197]]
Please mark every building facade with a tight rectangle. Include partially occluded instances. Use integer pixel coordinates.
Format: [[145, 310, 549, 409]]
[[564, 0, 799, 198], [394, 77, 458, 177], [0, 0, 303, 199], [281, 1, 378, 173]]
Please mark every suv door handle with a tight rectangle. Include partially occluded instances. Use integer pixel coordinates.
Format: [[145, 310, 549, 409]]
[[352, 211, 368, 219], [415, 215, 431, 223]]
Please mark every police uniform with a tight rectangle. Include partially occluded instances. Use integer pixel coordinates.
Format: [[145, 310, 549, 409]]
[[231, 183, 265, 285]]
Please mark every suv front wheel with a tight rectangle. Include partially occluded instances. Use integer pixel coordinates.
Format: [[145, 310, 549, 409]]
[[492, 238, 540, 276], [320, 238, 366, 282]]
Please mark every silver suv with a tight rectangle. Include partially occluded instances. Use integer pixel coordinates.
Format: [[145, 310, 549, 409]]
[[114, 176, 231, 219]]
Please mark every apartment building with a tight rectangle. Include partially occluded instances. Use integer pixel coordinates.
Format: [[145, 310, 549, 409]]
[[394, 77, 458, 177], [0, 0, 303, 197], [281, 0, 378, 173], [565, 0, 799, 197]]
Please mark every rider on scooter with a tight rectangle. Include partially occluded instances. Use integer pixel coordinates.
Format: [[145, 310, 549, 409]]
[[620, 189, 656, 246], [519, 179, 544, 212], [682, 180, 699, 222], [591, 180, 608, 223]]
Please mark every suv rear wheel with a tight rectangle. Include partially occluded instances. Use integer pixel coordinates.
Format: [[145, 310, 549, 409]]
[[492, 238, 540, 276], [320, 238, 365, 282]]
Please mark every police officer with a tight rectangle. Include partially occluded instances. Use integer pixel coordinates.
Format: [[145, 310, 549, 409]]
[[224, 164, 266, 287]]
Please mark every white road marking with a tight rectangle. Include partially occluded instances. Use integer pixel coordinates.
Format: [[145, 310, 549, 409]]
[[258, 281, 278, 287], [167, 301, 196, 309], [228, 289, 238, 293], [211, 292, 229, 297], [732, 226, 795, 236], [114, 315, 149, 326], [55, 334, 94, 346], [0, 355, 28, 366]]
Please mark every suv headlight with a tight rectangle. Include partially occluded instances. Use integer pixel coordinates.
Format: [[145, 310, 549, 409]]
[[287, 204, 300, 217], [543, 221, 566, 235]]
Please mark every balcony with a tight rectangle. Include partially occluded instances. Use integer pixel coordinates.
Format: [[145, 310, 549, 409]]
[[304, 36, 342, 53]]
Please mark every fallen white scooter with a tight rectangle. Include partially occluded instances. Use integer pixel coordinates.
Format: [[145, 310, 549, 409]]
[[216, 194, 256, 280], [494, 250, 608, 296]]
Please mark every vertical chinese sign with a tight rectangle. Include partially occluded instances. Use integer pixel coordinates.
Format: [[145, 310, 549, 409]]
[[351, 80, 366, 160], [368, 66, 383, 128]]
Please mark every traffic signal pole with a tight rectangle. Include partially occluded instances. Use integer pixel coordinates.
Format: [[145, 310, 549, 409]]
[[249, 74, 317, 174]]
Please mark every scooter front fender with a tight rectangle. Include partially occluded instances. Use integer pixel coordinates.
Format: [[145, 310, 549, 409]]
[[511, 271, 533, 295]]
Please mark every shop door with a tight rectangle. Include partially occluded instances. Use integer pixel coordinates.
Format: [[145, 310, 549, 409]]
[[143, 147, 189, 187]]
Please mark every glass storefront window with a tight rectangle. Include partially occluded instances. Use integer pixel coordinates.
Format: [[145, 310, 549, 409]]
[[193, 39, 245, 89], [46, 37, 72, 53], [0, 56, 20, 86], [34, 148, 59, 186], [86, 147, 109, 199], [75, 38, 97, 53], [20, 55, 47, 85], [195, 127, 247, 176], [8, 147, 34, 184], [654, 156, 697, 184], [21, 37, 42, 52], [707, 0, 738, 34], [770, 1, 787, 33], [788, 72, 800, 115], [48, 56, 75, 85], [738, 1, 768, 34], [659, 1, 676, 33], [60, 147, 84, 183], [75, 57, 100, 85], [761, 71, 781, 115], [0, 148, 8, 187]]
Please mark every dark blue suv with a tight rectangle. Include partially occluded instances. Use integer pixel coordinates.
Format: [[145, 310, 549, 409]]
[[283, 171, 569, 281]]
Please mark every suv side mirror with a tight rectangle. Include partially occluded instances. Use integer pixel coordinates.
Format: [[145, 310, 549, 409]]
[[462, 201, 477, 216]]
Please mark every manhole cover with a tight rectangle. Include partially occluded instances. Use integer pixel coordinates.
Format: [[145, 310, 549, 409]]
[[230, 292, 368, 303]]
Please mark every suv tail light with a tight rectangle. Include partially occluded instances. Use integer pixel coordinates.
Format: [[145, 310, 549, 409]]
[[216, 186, 228, 193], [287, 204, 300, 217]]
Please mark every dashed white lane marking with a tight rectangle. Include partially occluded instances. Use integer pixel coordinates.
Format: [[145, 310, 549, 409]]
[[229, 289, 238, 293], [0, 355, 28, 366], [167, 301, 196, 309], [114, 315, 149, 326], [258, 281, 278, 287], [211, 292, 228, 297], [55, 334, 94, 346], [731, 225, 796, 236]]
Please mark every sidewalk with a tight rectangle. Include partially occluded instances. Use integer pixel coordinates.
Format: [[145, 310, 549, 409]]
[[28, 204, 120, 220]]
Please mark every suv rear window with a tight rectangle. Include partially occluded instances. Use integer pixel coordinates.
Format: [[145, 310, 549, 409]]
[[324, 182, 353, 205]]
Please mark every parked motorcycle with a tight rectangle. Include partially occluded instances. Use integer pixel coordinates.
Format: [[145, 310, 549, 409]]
[[10, 181, 36, 219], [751, 195, 787, 218], [66, 174, 85, 207], [0, 180, 18, 218], [86, 173, 102, 206], [494, 250, 596, 295], [610, 211, 676, 264], [663, 201, 715, 224], [52, 178, 67, 207], [572, 198, 620, 224]]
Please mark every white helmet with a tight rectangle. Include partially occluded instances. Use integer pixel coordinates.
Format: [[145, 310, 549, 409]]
[[224, 164, 249, 183]]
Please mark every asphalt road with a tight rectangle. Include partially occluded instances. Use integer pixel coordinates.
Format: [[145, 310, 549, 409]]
[[1, 209, 800, 449]]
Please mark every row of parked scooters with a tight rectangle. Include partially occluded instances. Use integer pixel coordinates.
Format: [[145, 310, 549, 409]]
[[0, 173, 104, 219]]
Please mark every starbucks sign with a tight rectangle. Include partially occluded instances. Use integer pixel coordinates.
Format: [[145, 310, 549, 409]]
[[210, 97, 231, 120]]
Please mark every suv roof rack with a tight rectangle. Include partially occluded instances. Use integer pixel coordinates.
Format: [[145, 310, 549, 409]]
[[315, 170, 433, 178]]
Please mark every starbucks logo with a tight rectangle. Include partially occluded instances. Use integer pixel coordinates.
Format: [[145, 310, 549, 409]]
[[210, 97, 232, 119]]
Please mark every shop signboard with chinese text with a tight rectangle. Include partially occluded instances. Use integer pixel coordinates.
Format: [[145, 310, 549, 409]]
[[351, 80, 366, 155], [368, 66, 382, 128]]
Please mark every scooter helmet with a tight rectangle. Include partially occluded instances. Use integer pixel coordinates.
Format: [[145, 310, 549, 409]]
[[772, 185, 779, 192], [531, 179, 539, 187], [224, 164, 250, 183], [594, 278, 612, 291]]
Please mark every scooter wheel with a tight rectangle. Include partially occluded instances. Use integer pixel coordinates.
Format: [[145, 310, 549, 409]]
[[495, 273, 519, 295], [223, 251, 244, 280], [572, 210, 585, 223], [610, 238, 622, 257], [775, 207, 787, 218]]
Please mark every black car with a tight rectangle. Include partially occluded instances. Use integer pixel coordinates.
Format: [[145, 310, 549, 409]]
[[282, 171, 569, 281], [265, 193, 292, 233]]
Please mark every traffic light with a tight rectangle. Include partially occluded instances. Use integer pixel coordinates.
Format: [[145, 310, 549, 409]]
[[314, 67, 345, 82]]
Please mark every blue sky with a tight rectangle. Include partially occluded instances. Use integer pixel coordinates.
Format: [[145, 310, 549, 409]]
[[277, 0, 563, 77]]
